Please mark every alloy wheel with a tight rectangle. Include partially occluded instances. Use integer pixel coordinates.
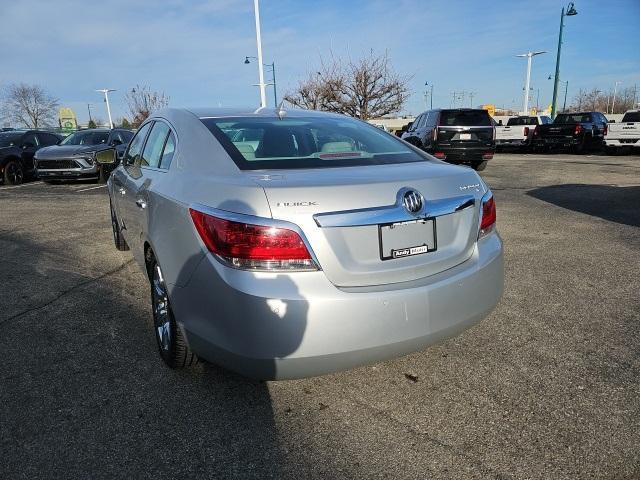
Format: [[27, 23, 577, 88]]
[[152, 264, 171, 353]]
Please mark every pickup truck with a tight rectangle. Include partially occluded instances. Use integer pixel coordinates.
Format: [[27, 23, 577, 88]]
[[605, 110, 640, 153], [495, 115, 552, 151], [532, 111, 608, 154]]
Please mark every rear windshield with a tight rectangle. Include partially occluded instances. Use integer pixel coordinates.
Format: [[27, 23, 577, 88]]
[[200, 116, 427, 170], [621, 111, 640, 123], [507, 116, 538, 126], [554, 113, 591, 124], [439, 110, 492, 127]]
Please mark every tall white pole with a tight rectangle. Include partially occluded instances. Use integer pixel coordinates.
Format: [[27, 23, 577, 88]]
[[253, 0, 267, 108], [612, 81, 621, 115], [523, 54, 532, 114], [104, 91, 114, 129]]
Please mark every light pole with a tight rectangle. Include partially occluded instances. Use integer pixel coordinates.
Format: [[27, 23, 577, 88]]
[[252, 0, 267, 108], [87, 103, 93, 124], [516, 51, 546, 114], [245, 57, 277, 108], [95, 89, 116, 128], [551, 2, 578, 118], [549, 74, 569, 113], [611, 81, 622, 114], [424, 82, 434, 109]]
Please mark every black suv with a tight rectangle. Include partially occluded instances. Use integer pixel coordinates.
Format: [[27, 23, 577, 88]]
[[35, 128, 133, 183], [0, 130, 63, 185], [402, 109, 495, 171]]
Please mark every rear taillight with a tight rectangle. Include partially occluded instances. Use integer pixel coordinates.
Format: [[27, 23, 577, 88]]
[[492, 127, 496, 141], [433, 152, 446, 159], [189, 208, 317, 271], [574, 124, 583, 136], [433, 127, 438, 142], [524, 127, 530, 136], [479, 191, 496, 238], [603, 124, 608, 136], [533, 126, 540, 137], [482, 152, 494, 160]]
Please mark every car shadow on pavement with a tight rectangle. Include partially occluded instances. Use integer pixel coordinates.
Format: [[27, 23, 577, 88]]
[[527, 184, 640, 227], [0, 229, 307, 479]]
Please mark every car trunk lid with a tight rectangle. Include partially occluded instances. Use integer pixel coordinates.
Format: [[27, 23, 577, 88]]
[[250, 162, 485, 287]]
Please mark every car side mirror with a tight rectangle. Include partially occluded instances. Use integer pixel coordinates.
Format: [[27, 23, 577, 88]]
[[96, 147, 117, 165]]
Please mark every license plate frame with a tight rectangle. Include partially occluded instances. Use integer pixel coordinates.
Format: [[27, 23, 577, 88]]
[[378, 218, 437, 261]]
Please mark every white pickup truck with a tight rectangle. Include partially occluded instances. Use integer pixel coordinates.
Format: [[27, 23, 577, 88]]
[[495, 115, 552, 150], [605, 110, 640, 152]]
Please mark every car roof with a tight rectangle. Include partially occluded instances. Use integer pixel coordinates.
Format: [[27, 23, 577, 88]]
[[174, 107, 348, 120]]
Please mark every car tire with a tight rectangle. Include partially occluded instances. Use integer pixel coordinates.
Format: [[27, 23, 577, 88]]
[[110, 202, 129, 251], [3, 160, 24, 185], [148, 255, 197, 369], [472, 160, 488, 171]]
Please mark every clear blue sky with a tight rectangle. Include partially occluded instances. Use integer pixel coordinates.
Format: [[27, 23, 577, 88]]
[[1, 0, 638, 124]]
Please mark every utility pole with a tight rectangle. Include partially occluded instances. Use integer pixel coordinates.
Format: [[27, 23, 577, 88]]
[[425, 82, 434, 109], [87, 104, 93, 123], [469, 91, 476, 108], [252, 0, 267, 108]]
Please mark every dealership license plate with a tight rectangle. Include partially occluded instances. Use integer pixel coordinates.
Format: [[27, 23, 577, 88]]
[[459, 133, 472, 140], [379, 219, 437, 260]]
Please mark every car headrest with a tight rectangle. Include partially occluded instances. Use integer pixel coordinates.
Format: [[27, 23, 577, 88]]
[[233, 142, 256, 160], [321, 141, 354, 153]]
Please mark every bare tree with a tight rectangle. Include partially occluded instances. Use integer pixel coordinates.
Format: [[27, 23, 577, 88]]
[[285, 51, 410, 120], [2, 83, 59, 128], [568, 86, 638, 114], [125, 85, 170, 127]]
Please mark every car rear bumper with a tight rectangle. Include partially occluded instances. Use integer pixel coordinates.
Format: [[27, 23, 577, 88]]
[[169, 232, 504, 380], [533, 137, 581, 147], [605, 139, 640, 147], [431, 145, 495, 162], [496, 139, 528, 146]]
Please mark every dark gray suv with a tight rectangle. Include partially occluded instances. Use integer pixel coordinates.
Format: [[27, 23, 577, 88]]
[[402, 109, 495, 171]]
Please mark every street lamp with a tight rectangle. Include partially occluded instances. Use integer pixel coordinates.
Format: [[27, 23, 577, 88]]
[[549, 75, 569, 113], [611, 81, 622, 114], [95, 88, 116, 129], [245, 56, 277, 108], [516, 51, 546, 114], [424, 82, 434, 109], [251, 0, 267, 108], [551, 2, 578, 118]]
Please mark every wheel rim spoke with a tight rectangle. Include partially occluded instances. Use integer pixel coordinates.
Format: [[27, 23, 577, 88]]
[[152, 266, 171, 352]]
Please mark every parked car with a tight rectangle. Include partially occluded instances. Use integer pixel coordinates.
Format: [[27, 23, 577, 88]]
[[0, 130, 63, 185], [102, 107, 504, 379], [532, 111, 607, 153], [604, 110, 640, 154], [35, 128, 134, 183], [401, 108, 495, 171], [495, 115, 552, 151]]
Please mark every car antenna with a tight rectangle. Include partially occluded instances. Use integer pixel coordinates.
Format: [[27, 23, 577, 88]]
[[276, 100, 287, 120]]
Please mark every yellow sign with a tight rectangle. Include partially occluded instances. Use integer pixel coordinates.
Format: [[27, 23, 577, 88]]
[[58, 107, 78, 131], [482, 104, 496, 117]]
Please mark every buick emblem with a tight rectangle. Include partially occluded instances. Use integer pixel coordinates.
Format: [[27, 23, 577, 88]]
[[402, 190, 423, 214]]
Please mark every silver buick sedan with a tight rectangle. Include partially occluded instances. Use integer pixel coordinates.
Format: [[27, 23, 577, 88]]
[[104, 107, 503, 380]]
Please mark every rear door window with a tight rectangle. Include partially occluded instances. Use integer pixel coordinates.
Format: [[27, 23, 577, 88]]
[[159, 131, 176, 169], [440, 110, 492, 126]]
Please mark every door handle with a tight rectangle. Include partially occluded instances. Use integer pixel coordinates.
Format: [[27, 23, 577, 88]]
[[135, 198, 147, 209]]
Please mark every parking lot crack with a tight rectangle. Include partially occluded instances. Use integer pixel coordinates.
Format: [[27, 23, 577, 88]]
[[0, 259, 134, 326]]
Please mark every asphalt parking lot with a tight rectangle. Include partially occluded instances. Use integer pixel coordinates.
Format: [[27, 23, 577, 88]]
[[1, 153, 639, 479]]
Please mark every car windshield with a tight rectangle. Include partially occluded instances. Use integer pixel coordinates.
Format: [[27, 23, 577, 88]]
[[440, 110, 492, 127], [201, 116, 427, 170], [554, 114, 591, 124], [61, 130, 110, 146], [0, 132, 23, 147], [621, 111, 640, 123]]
